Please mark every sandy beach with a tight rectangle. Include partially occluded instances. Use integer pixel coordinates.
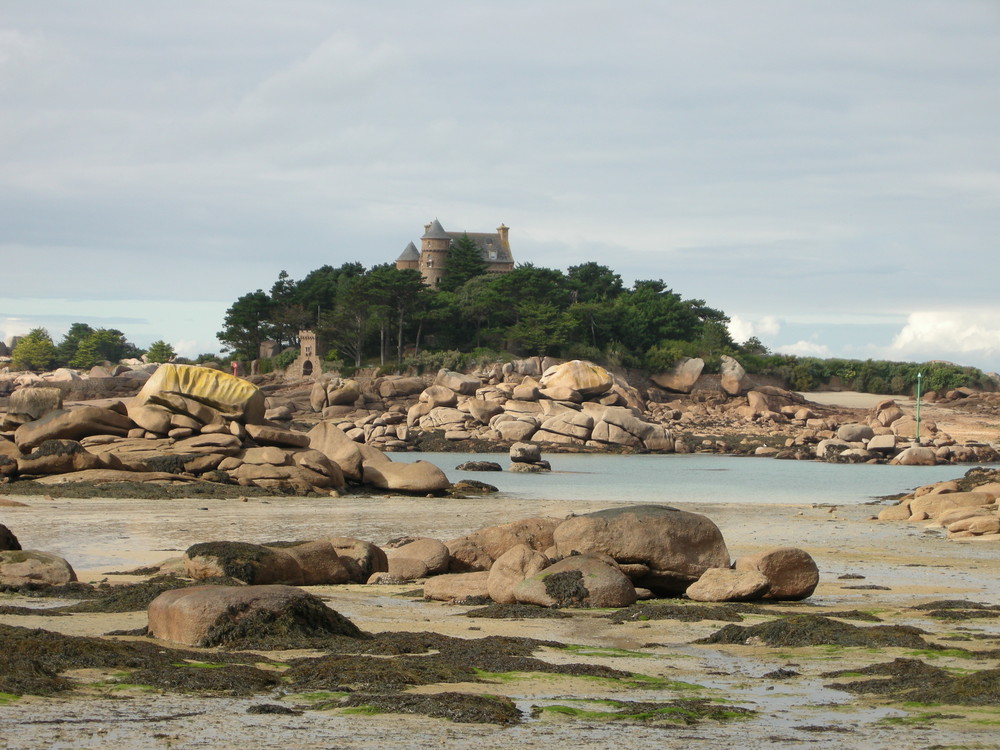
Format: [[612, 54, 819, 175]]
[[1, 481, 998, 750]]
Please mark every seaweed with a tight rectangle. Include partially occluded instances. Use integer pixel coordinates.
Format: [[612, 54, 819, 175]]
[[608, 602, 743, 623], [530, 698, 754, 725], [183, 541, 276, 583], [331, 692, 521, 725], [0, 623, 269, 697], [199, 595, 367, 649], [825, 658, 1000, 706], [542, 570, 589, 607], [697, 614, 934, 649], [465, 603, 572, 619]]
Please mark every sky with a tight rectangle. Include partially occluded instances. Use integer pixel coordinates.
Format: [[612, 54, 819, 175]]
[[1, 1, 998, 372]]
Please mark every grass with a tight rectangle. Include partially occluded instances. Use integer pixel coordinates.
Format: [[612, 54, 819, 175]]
[[0, 692, 17, 705], [907, 648, 977, 661]]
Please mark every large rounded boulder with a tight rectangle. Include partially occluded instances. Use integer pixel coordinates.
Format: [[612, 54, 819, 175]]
[[0, 550, 77, 586], [447, 517, 560, 572], [131, 364, 266, 426], [539, 360, 613, 398], [552, 505, 731, 595], [147, 584, 363, 647], [513, 554, 636, 608], [734, 547, 819, 600]]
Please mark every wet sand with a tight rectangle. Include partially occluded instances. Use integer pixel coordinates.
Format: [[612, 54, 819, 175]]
[[0, 489, 998, 749]]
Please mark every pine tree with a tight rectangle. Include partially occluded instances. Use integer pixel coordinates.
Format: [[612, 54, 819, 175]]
[[439, 233, 487, 292]]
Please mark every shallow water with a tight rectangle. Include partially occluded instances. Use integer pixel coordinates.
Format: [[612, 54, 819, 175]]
[[406, 452, 979, 506]]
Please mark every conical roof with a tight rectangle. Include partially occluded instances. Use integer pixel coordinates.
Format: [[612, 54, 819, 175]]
[[396, 241, 420, 261], [421, 219, 449, 240]]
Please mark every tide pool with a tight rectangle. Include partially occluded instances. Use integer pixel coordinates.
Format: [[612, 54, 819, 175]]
[[401, 452, 980, 506]]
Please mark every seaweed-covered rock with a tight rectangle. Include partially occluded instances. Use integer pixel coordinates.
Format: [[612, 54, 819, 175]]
[[184, 541, 301, 585], [0, 550, 77, 586], [698, 614, 932, 648], [734, 547, 819, 600], [147, 584, 363, 647], [552, 505, 730, 595], [0, 524, 21, 551], [513, 554, 636, 608]]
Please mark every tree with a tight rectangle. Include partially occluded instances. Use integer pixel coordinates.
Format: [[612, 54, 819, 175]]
[[146, 340, 176, 363], [217, 290, 274, 359], [11, 328, 57, 371], [456, 274, 505, 349], [268, 270, 307, 348], [321, 273, 378, 368], [507, 301, 574, 357], [567, 262, 623, 302], [55, 323, 95, 366], [439, 233, 487, 292]]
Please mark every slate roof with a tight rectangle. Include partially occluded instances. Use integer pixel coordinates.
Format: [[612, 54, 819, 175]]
[[447, 231, 513, 264], [421, 219, 450, 240], [396, 241, 420, 261]]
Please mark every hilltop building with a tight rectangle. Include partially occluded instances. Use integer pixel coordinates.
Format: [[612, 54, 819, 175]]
[[395, 219, 514, 286]]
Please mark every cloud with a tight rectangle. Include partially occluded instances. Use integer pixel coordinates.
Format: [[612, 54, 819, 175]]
[[727, 314, 781, 344], [776, 340, 831, 357], [887, 311, 1000, 364]]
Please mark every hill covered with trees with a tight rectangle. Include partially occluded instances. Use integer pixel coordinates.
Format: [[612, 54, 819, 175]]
[[217, 260, 995, 396]]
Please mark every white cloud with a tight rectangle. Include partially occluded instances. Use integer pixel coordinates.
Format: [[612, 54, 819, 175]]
[[888, 311, 1000, 363], [776, 340, 831, 357], [727, 314, 780, 344]]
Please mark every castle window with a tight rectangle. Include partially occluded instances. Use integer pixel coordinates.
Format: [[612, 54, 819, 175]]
[[489, 249, 497, 260]]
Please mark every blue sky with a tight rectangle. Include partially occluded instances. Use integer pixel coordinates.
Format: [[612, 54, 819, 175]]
[[1, 1, 998, 371]]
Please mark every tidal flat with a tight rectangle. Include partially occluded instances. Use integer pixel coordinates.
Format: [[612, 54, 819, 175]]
[[0, 480, 998, 749]]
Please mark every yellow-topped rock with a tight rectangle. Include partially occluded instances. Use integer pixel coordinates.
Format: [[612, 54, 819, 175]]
[[131, 364, 265, 425]]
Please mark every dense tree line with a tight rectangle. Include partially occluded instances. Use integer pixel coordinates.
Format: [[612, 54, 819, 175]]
[[216, 260, 733, 370], [9, 324, 178, 372], [216, 259, 995, 396]]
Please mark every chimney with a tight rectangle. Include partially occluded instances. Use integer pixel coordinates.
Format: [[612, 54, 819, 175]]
[[497, 223, 509, 246]]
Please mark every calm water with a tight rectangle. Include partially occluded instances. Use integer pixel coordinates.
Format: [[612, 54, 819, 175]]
[[402, 452, 981, 506]]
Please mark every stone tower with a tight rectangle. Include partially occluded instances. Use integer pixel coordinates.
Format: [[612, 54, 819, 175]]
[[419, 219, 451, 287]]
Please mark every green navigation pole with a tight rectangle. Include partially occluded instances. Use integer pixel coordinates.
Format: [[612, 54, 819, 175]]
[[915, 371, 922, 442]]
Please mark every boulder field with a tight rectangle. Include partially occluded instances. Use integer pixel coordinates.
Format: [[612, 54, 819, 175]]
[[876, 468, 1000, 542], [2, 359, 998, 496], [126, 505, 820, 633]]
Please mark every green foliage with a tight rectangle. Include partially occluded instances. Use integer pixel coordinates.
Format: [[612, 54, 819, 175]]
[[741, 355, 992, 395], [55, 323, 94, 365], [217, 290, 274, 360], [11, 328, 57, 371], [215, 259, 996, 397], [272, 348, 299, 371], [439, 233, 488, 292], [145, 340, 176, 364]]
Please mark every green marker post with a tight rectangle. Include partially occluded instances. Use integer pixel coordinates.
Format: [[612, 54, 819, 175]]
[[915, 371, 922, 443]]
